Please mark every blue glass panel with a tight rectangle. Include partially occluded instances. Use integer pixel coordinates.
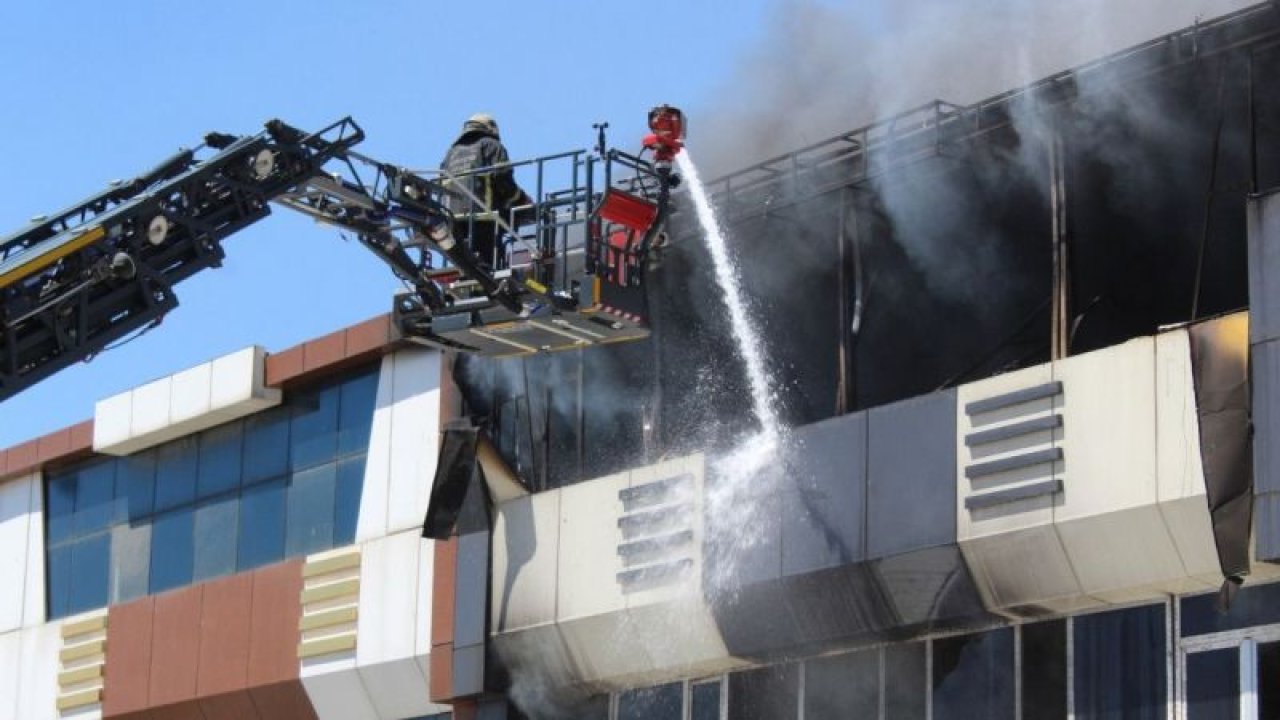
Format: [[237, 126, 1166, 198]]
[[116, 452, 156, 521], [691, 682, 722, 720], [149, 509, 194, 594], [338, 369, 379, 456], [618, 683, 682, 720], [46, 542, 72, 619], [110, 521, 151, 604], [1186, 649, 1240, 720], [74, 459, 119, 535], [238, 478, 286, 571], [333, 455, 365, 546], [197, 421, 243, 499], [154, 437, 198, 512], [1074, 604, 1166, 720], [1182, 582, 1280, 636], [69, 533, 110, 614], [193, 496, 239, 581], [46, 471, 77, 546], [932, 628, 1015, 720], [291, 385, 340, 471], [244, 406, 290, 485], [286, 464, 336, 557]]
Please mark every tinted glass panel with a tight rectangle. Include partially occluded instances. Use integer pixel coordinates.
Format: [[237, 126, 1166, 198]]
[[729, 664, 798, 720], [933, 628, 1015, 720], [334, 455, 364, 545], [243, 406, 290, 484], [338, 370, 378, 456], [618, 682, 682, 720], [238, 478, 286, 571], [154, 437, 198, 512], [1186, 649, 1239, 720], [691, 681, 721, 720], [46, 472, 76, 546], [111, 521, 151, 603], [69, 534, 110, 614], [286, 464, 336, 557], [74, 460, 117, 534], [116, 452, 156, 520], [1022, 620, 1068, 720], [149, 509, 194, 593], [884, 641, 928, 719], [1074, 605, 1166, 720], [1182, 582, 1280, 637], [1260, 641, 1280, 720], [805, 649, 879, 719], [193, 497, 238, 581], [291, 385, 340, 471], [46, 543, 71, 619], [197, 421, 242, 499]]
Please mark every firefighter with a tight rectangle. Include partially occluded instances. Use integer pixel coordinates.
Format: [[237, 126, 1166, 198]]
[[440, 113, 531, 268]]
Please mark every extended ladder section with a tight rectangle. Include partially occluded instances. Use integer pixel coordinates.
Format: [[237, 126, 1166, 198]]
[[0, 111, 680, 402]]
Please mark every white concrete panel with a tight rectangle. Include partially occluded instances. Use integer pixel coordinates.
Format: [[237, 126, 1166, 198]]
[[0, 630, 21, 720], [1053, 337, 1158, 522], [91, 392, 132, 451], [357, 530, 420, 667], [557, 473, 628, 622], [959, 526, 1088, 615], [492, 491, 561, 632], [1057, 506, 1187, 600], [1160, 496, 1223, 587], [129, 377, 172, 439], [624, 455, 706, 610], [23, 476, 45, 628], [209, 346, 277, 411], [957, 362, 1058, 540], [0, 476, 34, 633], [413, 538, 435, 661], [15, 622, 59, 720], [385, 350, 443, 534], [356, 355, 395, 543], [357, 657, 437, 720], [559, 611, 656, 686], [168, 361, 212, 426], [301, 654, 379, 720], [627, 598, 739, 680]]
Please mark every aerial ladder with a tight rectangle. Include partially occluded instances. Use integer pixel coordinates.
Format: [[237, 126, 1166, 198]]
[[0, 107, 686, 403]]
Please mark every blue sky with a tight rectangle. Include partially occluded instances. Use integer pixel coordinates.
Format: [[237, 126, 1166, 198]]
[[0, 0, 790, 446]]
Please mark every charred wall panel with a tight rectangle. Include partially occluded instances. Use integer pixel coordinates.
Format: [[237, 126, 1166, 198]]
[[1249, 191, 1280, 562]]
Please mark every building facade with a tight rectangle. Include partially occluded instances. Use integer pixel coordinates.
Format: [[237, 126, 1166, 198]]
[[6, 4, 1280, 720]]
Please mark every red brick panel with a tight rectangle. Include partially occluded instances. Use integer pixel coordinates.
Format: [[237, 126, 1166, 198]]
[[3, 438, 39, 479], [248, 681, 317, 720], [452, 699, 479, 720], [149, 587, 204, 708], [196, 573, 253, 697], [344, 315, 391, 358], [147, 703, 204, 720], [431, 537, 457, 648], [200, 690, 261, 720], [265, 346, 305, 387], [36, 427, 71, 462], [247, 558, 303, 687], [428, 644, 454, 704], [104, 596, 157, 718], [302, 331, 346, 374], [68, 419, 94, 453]]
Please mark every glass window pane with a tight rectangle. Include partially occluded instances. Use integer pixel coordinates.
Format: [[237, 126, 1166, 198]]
[[291, 385, 340, 471], [286, 464, 336, 557], [243, 406, 290, 485], [1022, 620, 1068, 720], [116, 452, 156, 521], [74, 460, 119, 535], [46, 543, 72, 619], [338, 369, 379, 456], [238, 478, 286, 571], [618, 682, 682, 720], [110, 521, 151, 604], [1182, 582, 1280, 637], [885, 641, 928, 719], [149, 509, 194, 594], [154, 437, 198, 512], [933, 628, 1015, 720], [334, 455, 365, 546], [197, 421, 243, 499], [1074, 605, 1166, 720], [46, 471, 77, 546], [1259, 641, 1280, 720], [691, 681, 722, 720], [193, 497, 239, 581], [69, 534, 110, 614], [729, 664, 798, 720], [1186, 649, 1240, 720], [805, 649, 879, 719]]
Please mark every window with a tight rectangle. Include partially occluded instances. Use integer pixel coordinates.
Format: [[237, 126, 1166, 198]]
[[617, 683, 681, 720], [728, 664, 798, 720], [804, 649, 879, 719], [1074, 604, 1167, 719], [45, 366, 378, 620], [933, 628, 1016, 720]]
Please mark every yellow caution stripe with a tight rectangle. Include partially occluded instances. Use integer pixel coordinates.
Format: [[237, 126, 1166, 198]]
[[0, 225, 107, 290]]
